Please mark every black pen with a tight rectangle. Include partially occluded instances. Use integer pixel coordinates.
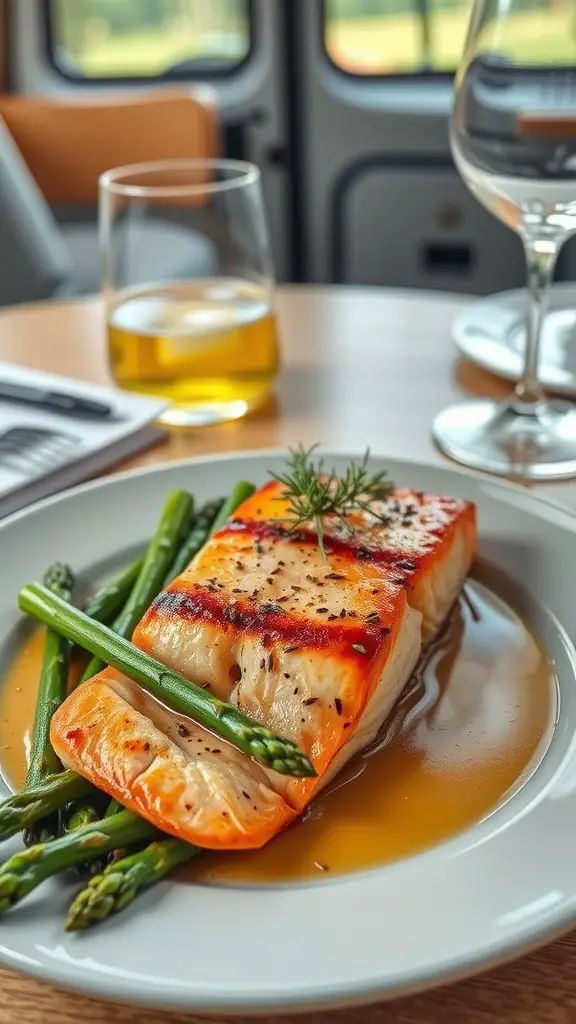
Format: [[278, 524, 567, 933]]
[[0, 381, 114, 420]]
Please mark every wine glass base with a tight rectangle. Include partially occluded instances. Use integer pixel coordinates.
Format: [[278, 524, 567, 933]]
[[432, 398, 576, 481]]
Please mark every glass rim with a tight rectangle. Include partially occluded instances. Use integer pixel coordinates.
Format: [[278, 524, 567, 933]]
[[99, 158, 260, 198]]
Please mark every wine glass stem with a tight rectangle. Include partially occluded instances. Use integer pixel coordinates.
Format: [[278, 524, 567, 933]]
[[514, 240, 558, 411]]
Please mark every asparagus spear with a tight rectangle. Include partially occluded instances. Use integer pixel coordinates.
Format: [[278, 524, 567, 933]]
[[165, 499, 224, 583], [25, 564, 74, 790], [165, 481, 254, 584], [65, 802, 101, 833], [83, 558, 144, 625], [0, 810, 157, 914], [23, 563, 75, 846], [80, 489, 193, 683], [18, 585, 316, 778], [65, 791, 119, 877], [66, 837, 199, 930], [209, 481, 255, 536], [64, 802, 112, 881], [0, 770, 92, 842]]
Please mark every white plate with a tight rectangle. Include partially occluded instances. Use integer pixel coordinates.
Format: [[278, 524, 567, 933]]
[[453, 283, 576, 395], [1, 450, 576, 1016]]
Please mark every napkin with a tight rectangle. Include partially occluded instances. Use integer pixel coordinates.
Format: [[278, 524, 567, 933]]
[[0, 362, 167, 519]]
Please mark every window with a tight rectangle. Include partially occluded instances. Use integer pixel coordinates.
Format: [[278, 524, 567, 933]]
[[47, 0, 252, 79], [324, 0, 576, 76]]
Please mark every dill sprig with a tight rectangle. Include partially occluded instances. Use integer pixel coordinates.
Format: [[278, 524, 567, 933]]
[[270, 445, 394, 558]]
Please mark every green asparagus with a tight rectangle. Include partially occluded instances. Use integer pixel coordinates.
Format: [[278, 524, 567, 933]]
[[0, 810, 157, 914], [0, 770, 92, 842], [165, 481, 254, 583], [99, 799, 125, 861], [83, 558, 144, 625], [18, 584, 317, 778], [209, 481, 256, 536], [105, 799, 122, 818], [65, 802, 102, 833], [64, 802, 113, 880], [26, 564, 74, 790], [23, 564, 75, 846], [66, 837, 199, 930], [80, 489, 193, 683], [165, 498, 224, 583]]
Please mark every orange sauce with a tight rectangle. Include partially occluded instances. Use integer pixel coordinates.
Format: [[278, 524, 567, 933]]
[[0, 572, 556, 885]]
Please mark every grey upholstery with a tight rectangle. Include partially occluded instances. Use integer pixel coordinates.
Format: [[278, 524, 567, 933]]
[[0, 118, 72, 304], [61, 219, 218, 296]]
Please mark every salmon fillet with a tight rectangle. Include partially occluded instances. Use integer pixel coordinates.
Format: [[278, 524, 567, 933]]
[[51, 481, 476, 851]]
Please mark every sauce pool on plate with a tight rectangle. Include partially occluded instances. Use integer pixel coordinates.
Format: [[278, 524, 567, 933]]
[[0, 574, 556, 885]]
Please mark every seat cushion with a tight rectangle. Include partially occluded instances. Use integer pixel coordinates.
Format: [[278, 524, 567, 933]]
[[61, 219, 218, 296]]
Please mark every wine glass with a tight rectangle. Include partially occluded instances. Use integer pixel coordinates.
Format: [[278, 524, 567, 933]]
[[432, 0, 576, 479]]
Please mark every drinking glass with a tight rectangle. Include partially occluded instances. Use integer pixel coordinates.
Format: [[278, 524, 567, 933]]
[[100, 159, 280, 427], [432, 0, 576, 479]]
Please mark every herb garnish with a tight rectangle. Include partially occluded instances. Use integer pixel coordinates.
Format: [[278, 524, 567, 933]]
[[270, 445, 394, 558]]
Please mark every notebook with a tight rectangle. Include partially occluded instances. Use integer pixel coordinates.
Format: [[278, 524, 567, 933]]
[[0, 362, 168, 519]]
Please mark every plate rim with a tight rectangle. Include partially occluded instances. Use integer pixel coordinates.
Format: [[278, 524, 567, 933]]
[[0, 447, 575, 1014], [1, 913, 575, 1017], [3, 442, 576, 534]]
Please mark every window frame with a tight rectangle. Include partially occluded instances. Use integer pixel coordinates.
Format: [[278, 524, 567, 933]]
[[42, 0, 256, 84], [320, 0, 457, 83]]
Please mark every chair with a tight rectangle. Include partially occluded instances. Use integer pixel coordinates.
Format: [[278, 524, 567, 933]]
[[0, 88, 220, 302]]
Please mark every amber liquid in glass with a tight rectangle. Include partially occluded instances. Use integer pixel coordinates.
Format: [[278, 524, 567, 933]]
[[107, 278, 280, 426]]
